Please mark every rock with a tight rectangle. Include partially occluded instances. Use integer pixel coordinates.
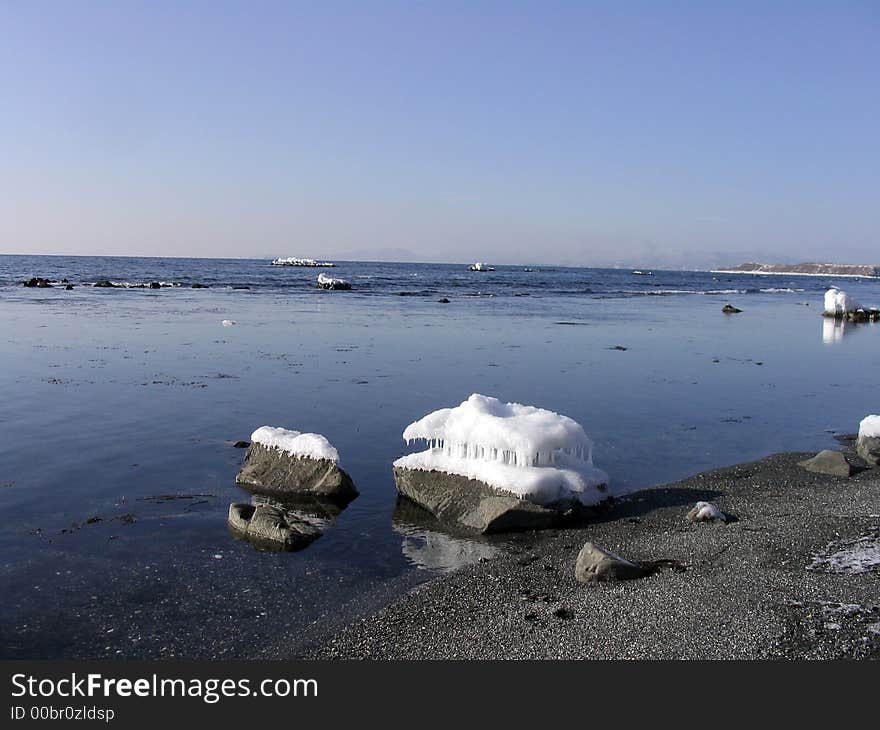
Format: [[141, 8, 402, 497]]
[[227, 503, 321, 551], [686, 501, 728, 522], [316, 274, 352, 290], [232, 440, 250, 449], [857, 436, 880, 466], [722, 304, 742, 314], [191, 283, 209, 289], [392, 466, 558, 534], [235, 442, 357, 500], [23, 277, 53, 288], [438, 298, 451, 303], [93, 280, 116, 288], [574, 542, 650, 583], [149, 282, 161, 289], [65, 284, 74, 290], [798, 450, 854, 477]]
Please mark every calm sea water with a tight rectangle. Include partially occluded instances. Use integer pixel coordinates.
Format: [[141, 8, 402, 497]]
[[2, 254, 879, 658]]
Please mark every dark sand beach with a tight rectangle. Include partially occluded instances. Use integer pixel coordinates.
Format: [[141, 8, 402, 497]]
[[307, 443, 880, 659]]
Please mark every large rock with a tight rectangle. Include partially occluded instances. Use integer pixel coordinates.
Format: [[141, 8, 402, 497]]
[[236, 442, 357, 500], [392, 466, 558, 534], [857, 436, 880, 466], [227, 503, 321, 551], [798, 450, 854, 477], [574, 542, 650, 583]]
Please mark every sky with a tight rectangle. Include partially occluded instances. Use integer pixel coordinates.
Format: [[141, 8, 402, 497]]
[[0, 0, 877, 268]]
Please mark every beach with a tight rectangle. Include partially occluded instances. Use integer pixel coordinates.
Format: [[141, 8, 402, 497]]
[[308, 445, 880, 660]]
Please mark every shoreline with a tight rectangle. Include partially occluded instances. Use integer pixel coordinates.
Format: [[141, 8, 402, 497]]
[[303, 444, 880, 659]]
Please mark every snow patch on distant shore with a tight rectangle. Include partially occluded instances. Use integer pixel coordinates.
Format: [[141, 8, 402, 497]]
[[251, 426, 339, 462]]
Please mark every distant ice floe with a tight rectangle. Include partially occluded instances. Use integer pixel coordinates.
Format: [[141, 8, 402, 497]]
[[394, 393, 609, 506], [272, 257, 335, 267], [251, 426, 339, 463], [859, 416, 880, 439], [221, 319, 236, 327]]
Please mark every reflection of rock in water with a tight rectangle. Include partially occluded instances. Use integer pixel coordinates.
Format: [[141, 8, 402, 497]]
[[393, 497, 498, 572], [822, 317, 848, 344], [228, 494, 350, 552]]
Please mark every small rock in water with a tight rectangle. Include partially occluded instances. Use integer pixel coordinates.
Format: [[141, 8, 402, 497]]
[[191, 283, 209, 288], [722, 304, 742, 314], [93, 280, 116, 288], [686, 501, 727, 523], [221, 319, 236, 327], [798, 450, 854, 478], [438, 298, 451, 303], [65, 284, 74, 290], [23, 277, 53, 288], [227, 503, 322, 551], [575, 542, 650, 583], [232, 440, 250, 449]]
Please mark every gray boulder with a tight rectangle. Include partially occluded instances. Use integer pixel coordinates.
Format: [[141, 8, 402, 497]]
[[798, 450, 854, 477], [575, 542, 650, 583], [722, 304, 742, 314], [236, 442, 357, 500], [227, 503, 322, 551], [857, 436, 880, 466], [392, 466, 559, 534]]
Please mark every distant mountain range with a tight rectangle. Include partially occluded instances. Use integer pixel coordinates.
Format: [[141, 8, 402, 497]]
[[714, 262, 880, 277]]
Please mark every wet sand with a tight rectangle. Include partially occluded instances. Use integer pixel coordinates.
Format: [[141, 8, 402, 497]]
[[305, 442, 880, 659]]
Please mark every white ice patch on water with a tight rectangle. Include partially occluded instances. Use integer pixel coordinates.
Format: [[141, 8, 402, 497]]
[[317, 273, 350, 287], [251, 426, 339, 463], [221, 319, 236, 327], [824, 287, 860, 316], [859, 415, 880, 439], [394, 394, 609, 506]]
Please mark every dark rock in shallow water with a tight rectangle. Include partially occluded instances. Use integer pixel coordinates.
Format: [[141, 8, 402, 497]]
[[392, 466, 558, 534], [857, 436, 880, 466], [23, 277, 53, 288], [798, 450, 854, 477], [149, 282, 161, 289], [722, 304, 743, 314], [227, 503, 321, 551], [236, 442, 357, 500], [438, 298, 451, 303], [574, 542, 650, 583], [232, 440, 250, 449], [65, 284, 74, 290], [93, 280, 116, 288]]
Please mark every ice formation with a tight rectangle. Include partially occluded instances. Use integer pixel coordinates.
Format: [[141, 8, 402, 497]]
[[859, 415, 880, 439], [272, 257, 335, 267], [316, 273, 352, 289], [824, 287, 860, 316], [687, 501, 726, 523], [251, 426, 339, 463], [393, 394, 609, 506], [221, 319, 236, 327]]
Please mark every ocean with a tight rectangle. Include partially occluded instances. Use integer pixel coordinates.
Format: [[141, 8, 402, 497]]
[[2, 254, 879, 657]]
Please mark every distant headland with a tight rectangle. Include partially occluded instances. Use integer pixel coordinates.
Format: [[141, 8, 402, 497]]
[[713, 262, 880, 278]]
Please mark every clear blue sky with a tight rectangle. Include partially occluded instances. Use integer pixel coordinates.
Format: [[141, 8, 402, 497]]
[[1, 1, 877, 267]]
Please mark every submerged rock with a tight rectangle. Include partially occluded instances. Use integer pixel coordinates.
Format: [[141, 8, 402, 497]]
[[232, 440, 250, 449], [392, 466, 558, 534], [574, 542, 650, 583], [236, 440, 357, 500], [227, 503, 321, 551], [798, 450, 854, 477], [722, 304, 742, 314]]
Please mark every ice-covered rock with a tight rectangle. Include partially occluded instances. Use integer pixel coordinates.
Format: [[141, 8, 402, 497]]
[[857, 415, 880, 466], [823, 287, 880, 322], [316, 273, 352, 290], [686, 501, 727, 523], [235, 426, 357, 499], [392, 394, 610, 532], [574, 542, 649, 583]]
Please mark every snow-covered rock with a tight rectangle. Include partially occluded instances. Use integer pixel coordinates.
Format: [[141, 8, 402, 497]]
[[316, 273, 352, 290], [235, 426, 357, 499], [857, 415, 880, 466], [392, 394, 610, 532], [686, 501, 727, 523], [824, 288, 859, 317]]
